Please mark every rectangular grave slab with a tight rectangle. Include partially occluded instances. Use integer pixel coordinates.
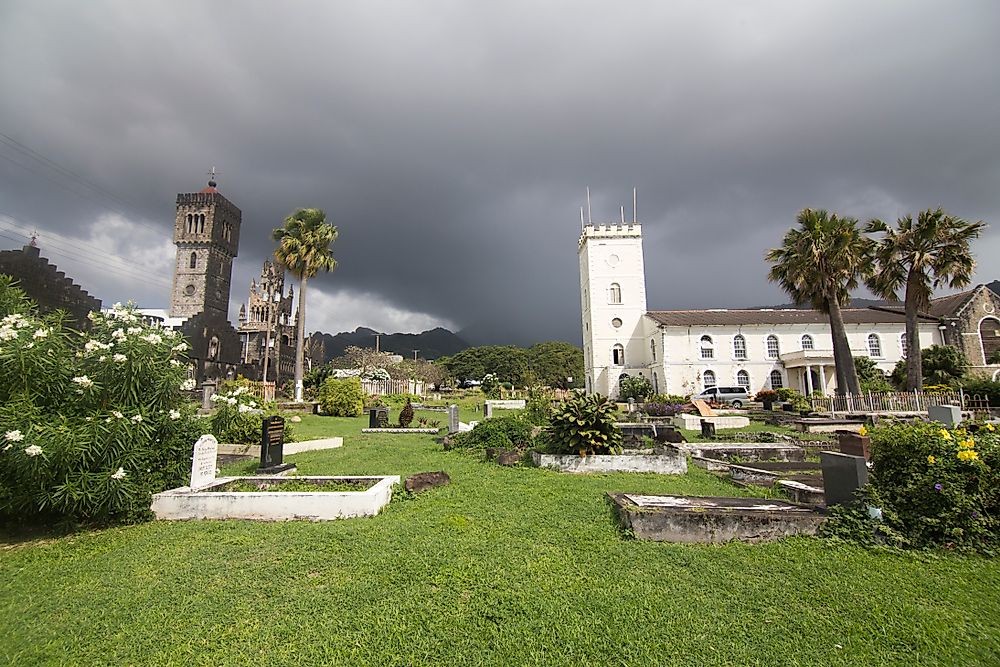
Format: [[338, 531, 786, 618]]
[[609, 493, 824, 543], [678, 442, 805, 462], [532, 447, 687, 474]]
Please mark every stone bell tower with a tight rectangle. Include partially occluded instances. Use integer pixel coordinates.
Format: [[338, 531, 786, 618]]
[[169, 172, 242, 319]]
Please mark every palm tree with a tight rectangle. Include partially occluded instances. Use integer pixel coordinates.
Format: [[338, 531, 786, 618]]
[[273, 208, 338, 401], [865, 208, 985, 391], [766, 209, 873, 396]]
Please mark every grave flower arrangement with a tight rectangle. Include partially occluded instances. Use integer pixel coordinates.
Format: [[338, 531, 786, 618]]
[[832, 421, 999, 552], [0, 281, 202, 526]]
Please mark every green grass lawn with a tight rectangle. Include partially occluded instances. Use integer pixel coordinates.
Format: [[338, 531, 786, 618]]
[[2, 415, 999, 666]]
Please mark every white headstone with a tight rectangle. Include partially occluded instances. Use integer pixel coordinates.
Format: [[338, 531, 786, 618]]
[[189, 434, 219, 490]]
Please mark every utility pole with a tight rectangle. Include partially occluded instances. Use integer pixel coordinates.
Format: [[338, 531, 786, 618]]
[[373, 333, 382, 353], [413, 349, 420, 361]]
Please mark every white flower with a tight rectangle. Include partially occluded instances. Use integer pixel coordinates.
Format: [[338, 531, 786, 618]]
[[5, 430, 24, 442], [127, 327, 141, 335], [111, 467, 127, 480], [32, 328, 49, 339], [131, 414, 143, 423], [2, 443, 11, 451], [111, 328, 126, 340], [0, 327, 17, 341], [112, 410, 124, 419], [72, 375, 94, 388], [171, 342, 189, 353], [98, 356, 107, 362], [180, 379, 196, 391], [25, 342, 34, 349], [113, 353, 127, 363], [168, 409, 181, 420], [170, 359, 182, 367], [227, 397, 237, 405], [85, 416, 93, 421], [143, 333, 162, 345], [238, 403, 252, 413], [24, 444, 42, 457], [248, 401, 257, 408], [163, 328, 178, 338], [112, 302, 123, 310], [87, 311, 97, 321]]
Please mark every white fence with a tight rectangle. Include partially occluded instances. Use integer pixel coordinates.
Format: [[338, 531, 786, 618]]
[[810, 390, 991, 415], [361, 378, 425, 397], [247, 381, 276, 402]]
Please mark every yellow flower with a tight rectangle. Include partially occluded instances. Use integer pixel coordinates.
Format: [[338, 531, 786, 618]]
[[939, 429, 952, 441], [986, 423, 995, 432], [959, 438, 976, 450], [858, 425, 868, 436], [927, 455, 936, 465], [957, 449, 979, 462]]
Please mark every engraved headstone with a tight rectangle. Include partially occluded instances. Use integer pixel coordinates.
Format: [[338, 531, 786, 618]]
[[257, 415, 294, 474], [700, 419, 716, 439], [447, 404, 460, 434], [820, 451, 869, 506], [189, 434, 219, 490], [483, 402, 493, 418], [201, 381, 217, 411], [928, 404, 962, 428]]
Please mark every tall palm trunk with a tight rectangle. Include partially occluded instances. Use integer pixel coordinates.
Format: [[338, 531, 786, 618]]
[[827, 295, 861, 395], [294, 274, 307, 401], [904, 270, 923, 391]]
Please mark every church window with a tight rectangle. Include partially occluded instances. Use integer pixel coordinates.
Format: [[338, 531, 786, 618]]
[[868, 333, 882, 358], [769, 369, 783, 389], [766, 335, 780, 359], [733, 334, 747, 359], [184, 284, 195, 296], [801, 334, 814, 350], [737, 370, 750, 389], [700, 335, 714, 359], [612, 344, 625, 366], [186, 213, 194, 234], [650, 339, 656, 361], [609, 283, 621, 304], [189, 252, 197, 269], [199, 214, 206, 233], [703, 370, 716, 388], [611, 318, 622, 328]]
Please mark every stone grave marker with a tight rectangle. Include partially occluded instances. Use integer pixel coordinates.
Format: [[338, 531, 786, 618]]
[[447, 405, 460, 434], [189, 434, 219, 490], [820, 451, 868, 506], [700, 419, 716, 439], [483, 402, 493, 418], [928, 404, 962, 428], [257, 415, 294, 474]]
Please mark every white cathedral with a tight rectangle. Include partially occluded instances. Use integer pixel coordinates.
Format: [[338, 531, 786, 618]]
[[578, 219, 944, 399]]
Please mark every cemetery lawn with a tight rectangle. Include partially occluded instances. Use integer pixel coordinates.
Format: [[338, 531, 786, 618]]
[[2, 416, 999, 666]]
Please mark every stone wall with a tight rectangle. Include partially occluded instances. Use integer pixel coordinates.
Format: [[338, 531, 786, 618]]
[[0, 244, 101, 327]]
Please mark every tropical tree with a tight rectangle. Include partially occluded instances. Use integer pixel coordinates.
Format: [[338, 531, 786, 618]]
[[273, 208, 338, 401], [865, 208, 985, 390], [766, 209, 873, 395]]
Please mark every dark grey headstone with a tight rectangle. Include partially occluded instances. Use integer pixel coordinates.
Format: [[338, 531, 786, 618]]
[[257, 415, 293, 474], [700, 419, 716, 439], [820, 451, 868, 506]]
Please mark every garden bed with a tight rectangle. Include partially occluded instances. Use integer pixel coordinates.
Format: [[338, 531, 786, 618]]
[[151, 475, 399, 521]]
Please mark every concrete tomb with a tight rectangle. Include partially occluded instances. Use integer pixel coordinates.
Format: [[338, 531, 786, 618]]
[[820, 451, 869, 506]]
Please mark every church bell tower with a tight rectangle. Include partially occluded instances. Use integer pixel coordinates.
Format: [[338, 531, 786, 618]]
[[169, 172, 242, 319]]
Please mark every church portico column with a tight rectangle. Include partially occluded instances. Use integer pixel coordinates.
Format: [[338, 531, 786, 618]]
[[818, 364, 826, 395], [805, 364, 813, 395]]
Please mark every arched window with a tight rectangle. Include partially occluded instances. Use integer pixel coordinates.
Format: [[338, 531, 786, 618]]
[[609, 283, 621, 304], [769, 369, 783, 389], [199, 214, 206, 233], [703, 370, 716, 388], [733, 334, 747, 360], [900, 332, 908, 357], [868, 333, 882, 357], [766, 335, 780, 359], [979, 317, 1000, 364], [652, 372, 658, 393], [612, 344, 625, 366], [650, 339, 656, 362], [736, 370, 750, 389], [700, 335, 714, 359], [189, 252, 197, 269], [801, 334, 814, 350]]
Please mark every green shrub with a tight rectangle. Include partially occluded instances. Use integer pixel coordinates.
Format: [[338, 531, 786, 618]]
[[481, 373, 501, 399], [448, 414, 532, 451], [398, 399, 414, 427], [824, 421, 999, 552], [619, 375, 653, 402], [209, 386, 293, 445], [649, 393, 689, 405], [0, 290, 202, 526], [318, 377, 365, 417], [541, 393, 621, 455], [754, 389, 779, 403], [960, 377, 1000, 407], [775, 388, 809, 410], [522, 386, 554, 426]]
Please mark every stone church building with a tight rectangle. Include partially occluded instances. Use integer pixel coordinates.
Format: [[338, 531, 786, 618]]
[[579, 219, 999, 398]]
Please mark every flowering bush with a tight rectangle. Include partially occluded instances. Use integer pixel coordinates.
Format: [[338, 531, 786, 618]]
[[640, 403, 690, 417], [0, 284, 201, 526], [481, 373, 501, 399], [209, 385, 293, 445], [824, 421, 999, 552]]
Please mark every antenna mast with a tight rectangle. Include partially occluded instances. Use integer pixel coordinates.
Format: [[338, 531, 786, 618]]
[[586, 187, 592, 224], [633, 187, 637, 223]]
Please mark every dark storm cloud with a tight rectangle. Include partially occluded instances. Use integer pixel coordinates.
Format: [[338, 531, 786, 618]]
[[1, 1, 998, 344]]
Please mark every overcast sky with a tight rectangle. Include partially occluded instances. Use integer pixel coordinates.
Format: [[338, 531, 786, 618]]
[[1, 1, 998, 345]]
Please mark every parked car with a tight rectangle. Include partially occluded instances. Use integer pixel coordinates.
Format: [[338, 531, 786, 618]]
[[459, 379, 482, 388], [691, 386, 751, 408]]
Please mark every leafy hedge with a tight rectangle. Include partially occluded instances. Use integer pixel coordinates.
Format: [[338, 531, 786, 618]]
[[448, 414, 533, 451], [318, 377, 365, 417]]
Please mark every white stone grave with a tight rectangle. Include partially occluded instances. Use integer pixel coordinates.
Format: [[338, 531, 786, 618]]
[[189, 434, 218, 490]]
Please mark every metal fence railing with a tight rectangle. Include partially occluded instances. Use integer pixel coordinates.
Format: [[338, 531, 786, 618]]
[[810, 390, 991, 416]]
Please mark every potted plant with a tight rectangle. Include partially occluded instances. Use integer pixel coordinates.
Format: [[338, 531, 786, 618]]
[[755, 389, 779, 410]]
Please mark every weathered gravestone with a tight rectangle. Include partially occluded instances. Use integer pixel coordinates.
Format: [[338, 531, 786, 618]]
[[483, 402, 493, 418], [447, 404, 460, 434], [257, 415, 295, 474], [190, 434, 219, 490], [928, 404, 962, 428], [368, 407, 389, 428], [700, 419, 716, 439], [820, 451, 868, 506]]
